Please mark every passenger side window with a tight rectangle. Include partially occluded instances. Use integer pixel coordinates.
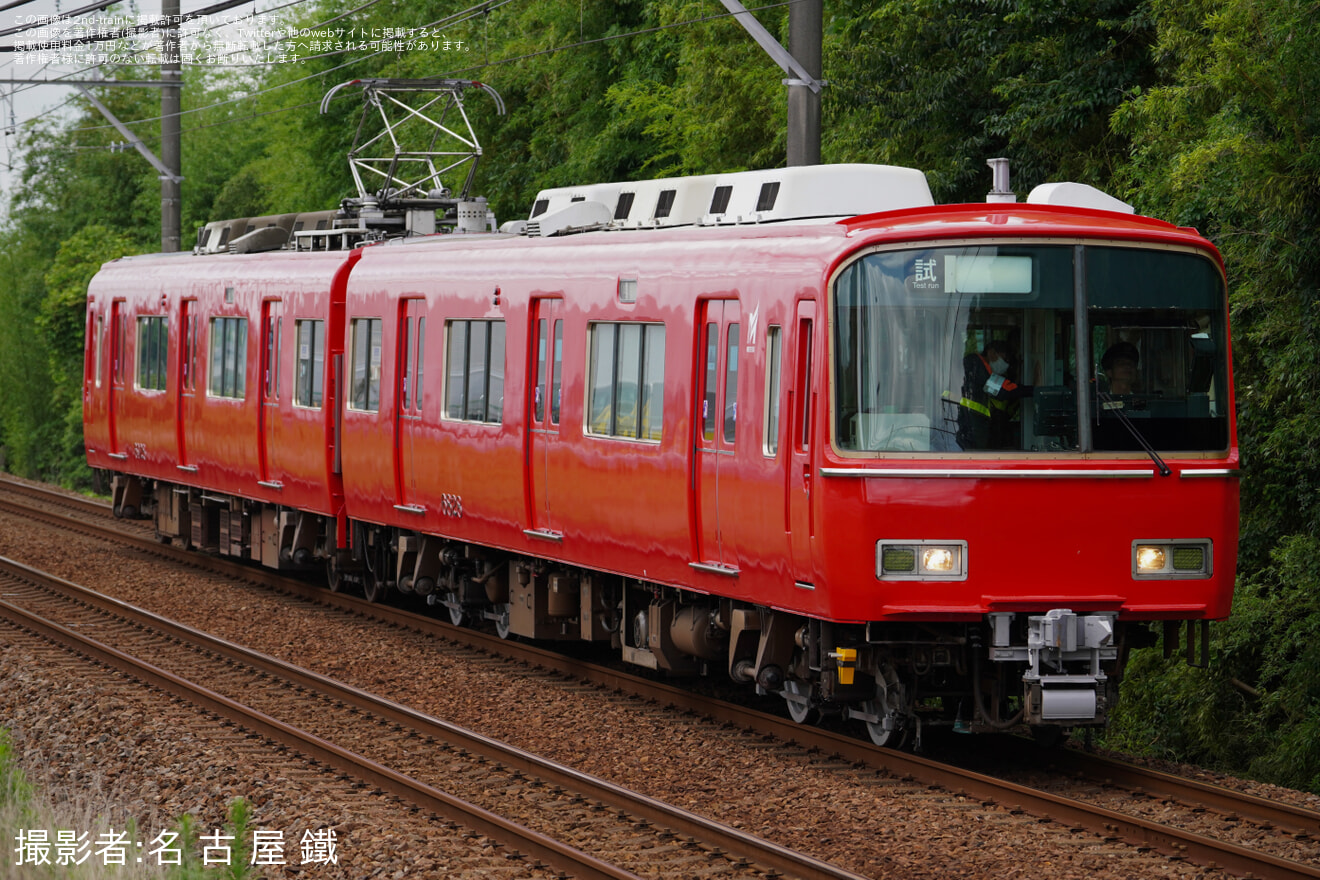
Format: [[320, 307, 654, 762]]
[[444, 319, 505, 423], [587, 321, 665, 441], [208, 316, 247, 400], [136, 316, 168, 392], [295, 319, 325, 408], [349, 317, 382, 412]]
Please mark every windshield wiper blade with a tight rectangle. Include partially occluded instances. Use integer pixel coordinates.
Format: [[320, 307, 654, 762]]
[[1096, 391, 1172, 477]]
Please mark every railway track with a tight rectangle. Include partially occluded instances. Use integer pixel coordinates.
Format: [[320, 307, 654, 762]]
[[0, 552, 867, 880], [3, 474, 1319, 880]]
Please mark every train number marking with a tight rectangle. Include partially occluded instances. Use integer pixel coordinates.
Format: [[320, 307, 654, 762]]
[[440, 493, 464, 518]]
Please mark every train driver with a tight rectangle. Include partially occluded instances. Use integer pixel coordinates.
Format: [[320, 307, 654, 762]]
[[955, 340, 1035, 450], [1100, 341, 1141, 395]]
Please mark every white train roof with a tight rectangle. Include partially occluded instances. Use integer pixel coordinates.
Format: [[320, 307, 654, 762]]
[[516, 163, 935, 237], [513, 163, 1136, 238]]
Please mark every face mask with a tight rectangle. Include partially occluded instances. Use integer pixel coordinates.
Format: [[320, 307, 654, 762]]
[[990, 357, 1010, 376]]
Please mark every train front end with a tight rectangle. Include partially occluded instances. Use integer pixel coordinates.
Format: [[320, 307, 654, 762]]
[[819, 203, 1237, 743]]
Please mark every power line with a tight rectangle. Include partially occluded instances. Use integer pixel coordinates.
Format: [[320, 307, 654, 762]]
[[41, 0, 796, 142], [0, 0, 326, 119], [188, 0, 390, 64], [0, 0, 279, 50], [60, 0, 515, 134], [0, 0, 127, 39], [0, 0, 59, 13], [4, 0, 496, 123], [0, 0, 316, 82], [455, 0, 798, 73]]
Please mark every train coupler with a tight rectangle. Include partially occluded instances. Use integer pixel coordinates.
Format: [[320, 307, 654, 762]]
[[1022, 675, 1108, 725], [988, 608, 1119, 726]]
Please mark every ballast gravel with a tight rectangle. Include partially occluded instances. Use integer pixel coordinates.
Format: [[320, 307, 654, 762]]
[[1, 493, 1315, 879]]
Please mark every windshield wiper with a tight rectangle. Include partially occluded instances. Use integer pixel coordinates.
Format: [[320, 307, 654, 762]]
[[1096, 391, 1172, 477]]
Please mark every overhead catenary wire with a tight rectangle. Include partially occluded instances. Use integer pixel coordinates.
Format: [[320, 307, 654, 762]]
[[56, 0, 521, 135], [57, 0, 795, 138], [1, 0, 476, 118], [0, 0, 133, 38], [0, 0, 336, 133], [0, 0, 290, 49], [0, 0, 320, 88]]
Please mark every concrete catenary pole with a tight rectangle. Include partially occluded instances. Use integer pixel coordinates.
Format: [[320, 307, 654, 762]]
[[786, 0, 822, 166]]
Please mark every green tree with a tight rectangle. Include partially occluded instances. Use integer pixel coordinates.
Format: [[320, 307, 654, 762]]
[[1106, 0, 1320, 790], [38, 226, 141, 489], [825, 0, 1156, 200], [0, 226, 61, 479], [604, 1, 784, 177]]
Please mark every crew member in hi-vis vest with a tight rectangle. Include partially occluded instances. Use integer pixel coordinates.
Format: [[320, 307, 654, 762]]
[[953, 340, 1034, 450]]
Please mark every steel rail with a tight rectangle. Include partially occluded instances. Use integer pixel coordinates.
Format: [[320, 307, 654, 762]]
[[0, 476, 112, 517], [989, 735, 1320, 838], [0, 581, 641, 880], [4, 479, 1318, 880], [0, 553, 871, 880]]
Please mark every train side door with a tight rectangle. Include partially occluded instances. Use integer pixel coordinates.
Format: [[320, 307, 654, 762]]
[[177, 299, 199, 472], [259, 299, 283, 488], [394, 298, 426, 511], [525, 297, 563, 539], [693, 299, 741, 572], [787, 300, 817, 586], [108, 298, 126, 459]]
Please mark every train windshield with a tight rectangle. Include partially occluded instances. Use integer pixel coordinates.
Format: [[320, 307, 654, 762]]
[[832, 244, 1229, 454]]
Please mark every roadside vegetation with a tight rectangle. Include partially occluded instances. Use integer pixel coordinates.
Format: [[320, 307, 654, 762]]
[[0, 0, 1316, 792], [0, 729, 258, 878]]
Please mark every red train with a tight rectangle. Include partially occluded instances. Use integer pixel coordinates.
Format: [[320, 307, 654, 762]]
[[83, 162, 1239, 747]]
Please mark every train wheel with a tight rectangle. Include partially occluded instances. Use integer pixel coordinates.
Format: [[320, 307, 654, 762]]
[[782, 679, 820, 725], [445, 591, 466, 627], [362, 568, 387, 603], [861, 664, 912, 749], [326, 555, 345, 593], [357, 525, 391, 604], [493, 603, 512, 639]]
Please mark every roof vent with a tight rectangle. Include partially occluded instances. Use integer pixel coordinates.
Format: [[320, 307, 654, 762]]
[[709, 185, 734, 215], [195, 217, 249, 254], [229, 225, 290, 254], [698, 165, 933, 225], [527, 183, 624, 225], [614, 191, 636, 220], [526, 199, 614, 237], [615, 176, 718, 227]]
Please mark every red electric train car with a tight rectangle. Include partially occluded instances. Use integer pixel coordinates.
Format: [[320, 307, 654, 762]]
[[83, 162, 1238, 747]]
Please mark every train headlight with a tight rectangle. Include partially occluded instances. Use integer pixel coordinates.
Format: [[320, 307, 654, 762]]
[[1132, 540, 1212, 578], [923, 547, 956, 573], [877, 541, 967, 580], [1135, 546, 1167, 573]]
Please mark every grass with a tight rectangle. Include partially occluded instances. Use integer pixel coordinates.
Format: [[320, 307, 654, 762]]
[[0, 730, 261, 879]]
